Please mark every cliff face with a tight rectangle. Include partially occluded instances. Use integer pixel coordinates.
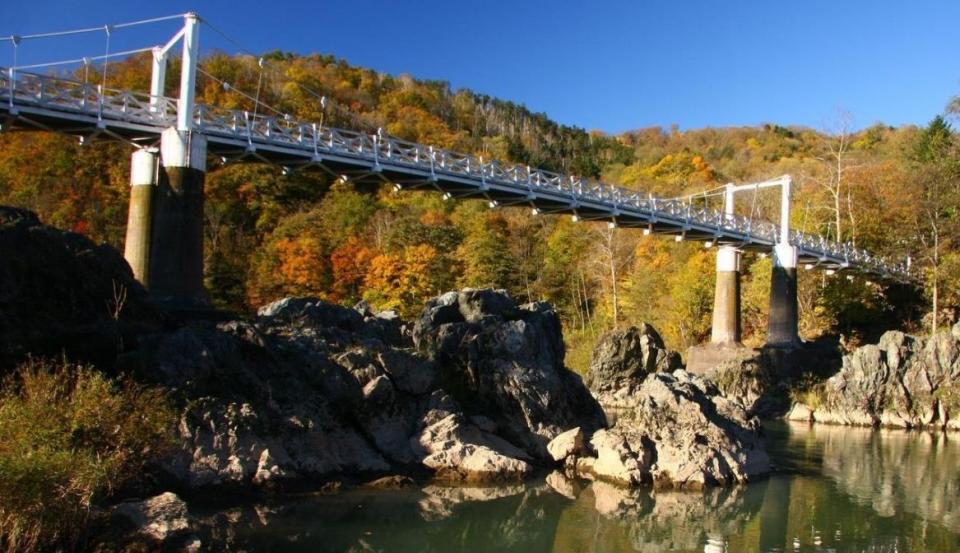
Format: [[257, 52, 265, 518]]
[[787, 327, 960, 430]]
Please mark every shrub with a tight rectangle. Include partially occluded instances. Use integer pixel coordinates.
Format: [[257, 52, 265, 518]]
[[0, 358, 176, 552]]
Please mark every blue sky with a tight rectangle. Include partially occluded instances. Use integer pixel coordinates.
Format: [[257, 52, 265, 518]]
[[2, 0, 958, 133]]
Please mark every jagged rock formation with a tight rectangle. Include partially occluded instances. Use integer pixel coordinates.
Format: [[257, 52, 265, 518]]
[[412, 289, 607, 459], [127, 292, 564, 487], [567, 325, 770, 488], [584, 324, 682, 396], [690, 341, 842, 418], [787, 327, 960, 430]]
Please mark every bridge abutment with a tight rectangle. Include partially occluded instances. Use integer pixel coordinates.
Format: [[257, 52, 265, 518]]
[[123, 148, 158, 285], [145, 127, 208, 308], [767, 243, 799, 347]]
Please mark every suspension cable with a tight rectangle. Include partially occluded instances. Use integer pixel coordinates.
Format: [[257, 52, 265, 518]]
[[748, 184, 759, 224], [12, 46, 157, 71], [196, 65, 284, 116], [0, 13, 187, 43]]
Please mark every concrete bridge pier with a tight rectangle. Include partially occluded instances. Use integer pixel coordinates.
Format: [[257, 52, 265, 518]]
[[123, 148, 158, 285], [145, 127, 208, 308], [711, 245, 742, 344], [686, 245, 754, 374], [767, 243, 799, 347]]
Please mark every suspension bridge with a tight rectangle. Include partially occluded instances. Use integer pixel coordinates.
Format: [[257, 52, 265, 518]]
[[0, 13, 912, 349]]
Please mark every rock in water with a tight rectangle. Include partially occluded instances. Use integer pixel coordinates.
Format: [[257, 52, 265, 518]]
[[580, 326, 770, 488], [413, 288, 606, 459], [134, 288, 607, 487], [546, 427, 586, 462], [113, 492, 190, 541]]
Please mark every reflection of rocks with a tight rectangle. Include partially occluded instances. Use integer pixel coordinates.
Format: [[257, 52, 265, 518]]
[[577, 326, 770, 488], [188, 483, 565, 552], [552, 480, 763, 553], [545, 470, 582, 499], [789, 328, 960, 430], [787, 422, 960, 530], [417, 483, 528, 520]]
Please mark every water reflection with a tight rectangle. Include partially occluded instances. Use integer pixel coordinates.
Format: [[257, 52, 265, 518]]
[[189, 423, 960, 552]]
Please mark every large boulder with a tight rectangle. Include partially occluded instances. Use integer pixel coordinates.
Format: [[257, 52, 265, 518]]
[[412, 391, 533, 482], [578, 325, 770, 488], [413, 288, 606, 459], [586, 325, 682, 395], [0, 207, 162, 370]]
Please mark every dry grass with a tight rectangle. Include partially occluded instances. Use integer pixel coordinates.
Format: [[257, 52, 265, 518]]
[[0, 358, 176, 552]]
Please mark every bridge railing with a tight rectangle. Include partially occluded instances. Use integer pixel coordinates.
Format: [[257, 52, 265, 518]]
[[0, 68, 910, 279], [1, 68, 177, 126]]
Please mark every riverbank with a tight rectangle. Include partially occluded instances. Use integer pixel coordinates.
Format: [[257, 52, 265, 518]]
[[102, 422, 960, 552]]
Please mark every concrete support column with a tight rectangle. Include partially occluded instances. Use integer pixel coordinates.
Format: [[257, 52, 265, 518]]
[[124, 149, 158, 285], [711, 245, 742, 344], [767, 243, 799, 347], [148, 127, 207, 307]]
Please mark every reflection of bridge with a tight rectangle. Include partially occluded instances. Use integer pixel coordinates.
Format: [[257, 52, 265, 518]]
[[0, 13, 911, 347]]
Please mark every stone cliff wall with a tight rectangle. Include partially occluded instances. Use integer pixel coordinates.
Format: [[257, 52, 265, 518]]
[[787, 326, 960, 430]]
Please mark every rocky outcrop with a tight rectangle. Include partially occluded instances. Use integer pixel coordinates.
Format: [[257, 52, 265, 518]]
[[0, 206, 162, 370], [788, 327, 960, 430], [110, 285, 615, 488], [413, 289, 606, 459], [571, 327, 770, 488]]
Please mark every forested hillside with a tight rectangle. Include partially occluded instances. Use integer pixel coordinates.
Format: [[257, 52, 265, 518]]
[[1, 51, 957, 370]]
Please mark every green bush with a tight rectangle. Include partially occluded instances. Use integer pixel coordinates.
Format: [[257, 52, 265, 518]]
[[0, 359, 176, 552]]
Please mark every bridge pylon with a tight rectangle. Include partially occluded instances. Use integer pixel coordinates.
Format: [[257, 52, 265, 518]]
[[123, 13, 208, 308], [141, 128, 208, 308]]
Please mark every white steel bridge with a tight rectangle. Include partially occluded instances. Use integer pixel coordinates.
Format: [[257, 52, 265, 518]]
[[0, 67, 909, 281]]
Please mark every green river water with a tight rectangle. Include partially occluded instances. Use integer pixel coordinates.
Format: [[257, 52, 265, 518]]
[[192, 422, 960, 552]]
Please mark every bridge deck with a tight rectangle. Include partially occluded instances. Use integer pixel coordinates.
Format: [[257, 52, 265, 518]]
[[0, 68, 909, 281]]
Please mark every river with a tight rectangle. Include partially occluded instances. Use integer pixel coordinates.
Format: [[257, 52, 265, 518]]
[[190, 422, 960, 552]]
